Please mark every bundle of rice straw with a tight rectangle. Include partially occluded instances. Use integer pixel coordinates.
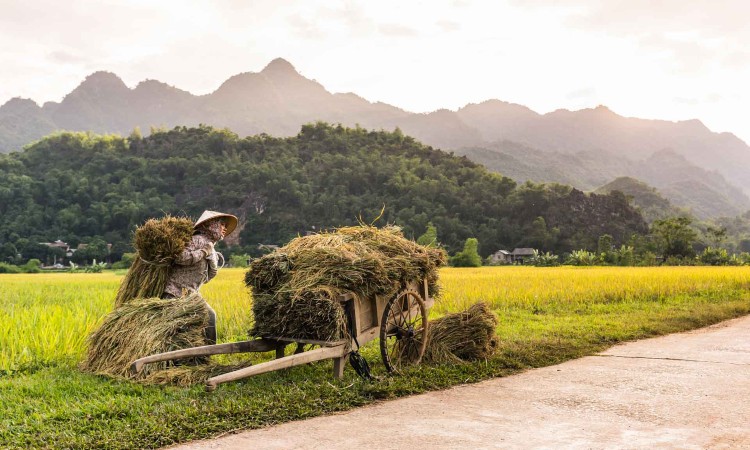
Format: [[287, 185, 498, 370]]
[[81, 292, 209, 378], [421, 302, 499, 364], [140, 361, 255, 386], [114, 216, 194, 307], [246, 225, 447, 342]]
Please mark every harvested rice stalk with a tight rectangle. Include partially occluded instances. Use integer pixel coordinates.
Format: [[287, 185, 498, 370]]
[[421, 302, 499, 364], [246, 225, 447, 342], [114, 216, 194, 307], [140, 361, 254, 387], [244, 252, 293, 295], [251, 287, 349, 342], [81, 292, 209, 378]]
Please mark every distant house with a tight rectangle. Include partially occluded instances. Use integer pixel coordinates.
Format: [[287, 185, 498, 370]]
[[42, 240, 70, 252], [488, 249, 512, 265], [511, 248, 536, 264], [40, 240, 73, 264]]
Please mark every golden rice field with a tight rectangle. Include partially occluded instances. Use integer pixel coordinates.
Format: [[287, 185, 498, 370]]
[[2, 266, 749, 373]]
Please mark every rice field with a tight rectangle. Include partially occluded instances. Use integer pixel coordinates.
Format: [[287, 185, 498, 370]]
[[2, 266, 749, 373], [2, 266, 750, 449]]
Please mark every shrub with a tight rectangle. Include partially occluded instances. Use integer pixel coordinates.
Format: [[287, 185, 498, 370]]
[[21, 259, 42, 273], [637, 251, 659, 266], [699, 247, 730, 266], [0, 262, 21, 273], [229, 254, 252, 268], [736, 252, 750, 265], [565, 249, 596, 266], [111, 253, 136, 270], [532, 250, 560, 267], [664, 255, 697, 266], [84, 263, 106, 273], [613, 245, 635, 266], [450, 238, 482, 267]]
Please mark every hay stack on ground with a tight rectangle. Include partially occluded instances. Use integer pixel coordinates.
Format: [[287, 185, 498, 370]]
[[422, 302, 499, 364], [245, 225, 447, 342], [140, 361, 255, 386], [114, 216, 194, 307], [81, 292, 209, 378]]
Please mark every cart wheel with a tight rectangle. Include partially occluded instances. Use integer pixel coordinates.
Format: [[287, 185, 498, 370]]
[[379, 289, 428, 373]]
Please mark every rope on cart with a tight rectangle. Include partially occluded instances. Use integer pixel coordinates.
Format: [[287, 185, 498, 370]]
[[346, 306, 373, 380]]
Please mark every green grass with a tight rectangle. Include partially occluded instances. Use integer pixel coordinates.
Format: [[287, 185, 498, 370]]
[[1, 267, 749, 449]]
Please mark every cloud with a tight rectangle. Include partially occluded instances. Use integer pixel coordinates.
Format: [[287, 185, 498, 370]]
[[675, 93, 725, 105], [436, 20, 461, 32], [512, 0, 750, 72], [287, 14, 329, 40], [723, 51, 750, 69], [636, 33, 716, 74], [378, 24, 419, 37], [566, 87, 597, 100], [47, 51, 89, 65]]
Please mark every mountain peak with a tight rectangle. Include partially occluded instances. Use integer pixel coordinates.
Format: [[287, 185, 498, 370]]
[[82, 71, 127, 87], [0, 97, 41, 113], [261, 58, 299, 76], [69, 71, 129, 98]]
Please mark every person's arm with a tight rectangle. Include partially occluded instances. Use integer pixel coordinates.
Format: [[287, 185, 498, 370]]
[[206, 251, 219, 282], [174, 236, 212, 266]]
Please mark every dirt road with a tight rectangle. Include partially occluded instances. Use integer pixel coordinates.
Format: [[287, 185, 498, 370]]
[[172, 315, 750, 449]]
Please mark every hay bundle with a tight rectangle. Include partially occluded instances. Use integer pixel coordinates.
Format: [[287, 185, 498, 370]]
[[246, 225, 446, 342], [114, 216, 194, 307], [81, 292, 209, 378], [422, 302, 499, 364], [140, 361, 254, 386]]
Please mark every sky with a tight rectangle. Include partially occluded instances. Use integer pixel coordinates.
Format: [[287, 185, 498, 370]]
[[1, 0, 748, 143]]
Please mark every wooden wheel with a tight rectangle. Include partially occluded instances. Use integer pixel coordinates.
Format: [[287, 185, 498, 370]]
[[379, 289, 428, 373]]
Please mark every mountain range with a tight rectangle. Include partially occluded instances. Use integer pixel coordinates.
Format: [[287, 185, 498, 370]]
[[2, 57, 749, 218]]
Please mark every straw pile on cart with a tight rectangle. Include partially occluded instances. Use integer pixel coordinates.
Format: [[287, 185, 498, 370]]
[[245, 225, 447, 342]]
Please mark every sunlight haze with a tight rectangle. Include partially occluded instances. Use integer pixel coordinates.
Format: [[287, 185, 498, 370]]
[[1, 0, 747, 142]]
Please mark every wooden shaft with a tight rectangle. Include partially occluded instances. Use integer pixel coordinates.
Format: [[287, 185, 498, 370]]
[[333, 355, 349, 379], [130, 339, 277, 375], [205, 345, 347, 390]]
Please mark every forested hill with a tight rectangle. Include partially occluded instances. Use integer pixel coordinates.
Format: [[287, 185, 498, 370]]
[[2, 58, 749, 199], [0, 123, 647, 261]]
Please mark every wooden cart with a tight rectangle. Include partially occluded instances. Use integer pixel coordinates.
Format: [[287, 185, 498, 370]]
[[130, 279, 432, 391]]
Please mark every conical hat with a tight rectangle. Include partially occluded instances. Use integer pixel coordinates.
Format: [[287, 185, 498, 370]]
[[194, 210, 238, 236]]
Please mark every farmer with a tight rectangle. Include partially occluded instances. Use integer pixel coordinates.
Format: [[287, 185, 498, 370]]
[[162, 210, 238, 345]]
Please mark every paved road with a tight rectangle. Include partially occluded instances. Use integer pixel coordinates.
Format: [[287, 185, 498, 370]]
[[172, 315, 750, 449]]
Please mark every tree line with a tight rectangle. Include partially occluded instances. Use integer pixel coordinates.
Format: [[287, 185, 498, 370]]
[[0, 123, 651, 266]]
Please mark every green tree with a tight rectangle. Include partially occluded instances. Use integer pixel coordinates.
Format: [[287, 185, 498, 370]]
[[614, 245, 635, 266], [416, 222, 438, 247], [565, 249, 597, 266], [111, 252, 135, 269], [527, 216, 552, 250], [21, 258, 42, 273], [652, 217, 697, 258], [0, 124, 649, 259], [705, 226, 727, 247], [0, 242, 18, 263], [699, 247, 730, 266], [451, 238, 482, 267], [229, 253, 252, 268], [72, 237, 109, 265], [597, 234, 615, 264]]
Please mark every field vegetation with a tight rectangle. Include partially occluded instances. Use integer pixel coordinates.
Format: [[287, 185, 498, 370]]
[[2, 266, 749, 448]]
